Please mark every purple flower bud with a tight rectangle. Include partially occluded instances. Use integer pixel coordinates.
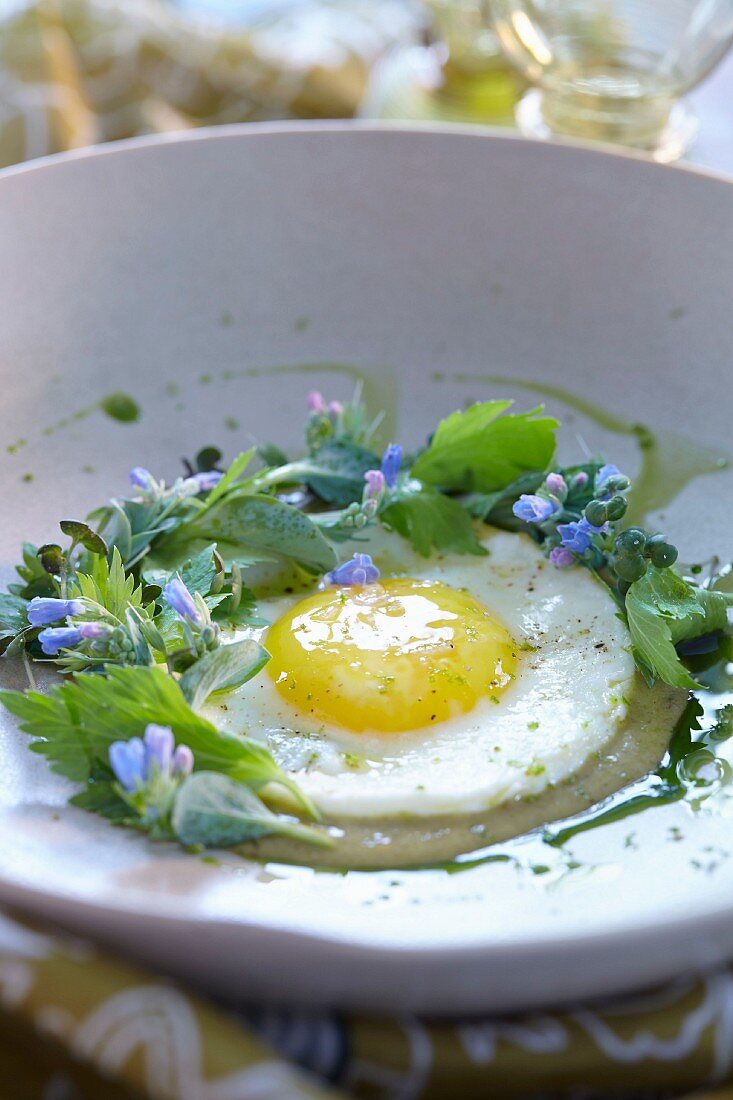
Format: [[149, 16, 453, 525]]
[[183, 470, 224, 494], [109, 737, 146, 792], [381, 444, 403, 489], [573, 472, 589, 488], [324, 553, 380, 587], [364, 469, 386, 499], [545, 473, 567, 497], [557, 517, 604, 555], [550, 546, 576, 568], [78, 622, 111, 641], [512, 494, 558, 524], [28, 597, 84, 627], [172, 744, 194, 778], [129, 467, 154, 491], [307, 391, 327, 415], [328, 401, 343, 417], [143, 723, 174, 778], [37, 626, 84, 655], [162, 576, 202, 626]]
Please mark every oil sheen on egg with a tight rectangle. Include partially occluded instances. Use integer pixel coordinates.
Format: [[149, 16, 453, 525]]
[[205, 525, 685, 866]]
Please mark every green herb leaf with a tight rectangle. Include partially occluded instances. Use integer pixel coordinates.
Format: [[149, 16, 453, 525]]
[[172, 771, 331, 849], [0, 593, 29, 636], [179, 640, 269, 711], [625, 567, 729, 688], [198, 449, 256, 512], [59, 520, 108, 557], [10, 543, 58, 599], [69, 778, 131, 823], [189, 494, 338, 573], [71, 547, 145, 621], [411, 401, 558, 493], [382, 485, 486, 557], [306, 439, 379, 507]]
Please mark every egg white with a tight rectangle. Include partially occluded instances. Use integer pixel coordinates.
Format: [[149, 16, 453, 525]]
[[203, 525, 639, 820]]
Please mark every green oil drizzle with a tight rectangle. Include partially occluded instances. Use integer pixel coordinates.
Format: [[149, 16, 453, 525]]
[[99, 392, 141, 423], [437, 372, 730, 525]]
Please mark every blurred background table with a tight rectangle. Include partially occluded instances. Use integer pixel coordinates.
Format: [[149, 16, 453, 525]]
[[0, 0, 731, 175]]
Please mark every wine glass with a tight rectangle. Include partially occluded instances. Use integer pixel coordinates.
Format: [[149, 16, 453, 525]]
[[360, 0, 524, 125], [484, 0, 733, 161]]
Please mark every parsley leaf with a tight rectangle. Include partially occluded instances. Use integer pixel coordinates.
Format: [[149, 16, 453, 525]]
[[411, 401, 558, 492], [382, 485, 486, 557], [625, 567, 730, 689]]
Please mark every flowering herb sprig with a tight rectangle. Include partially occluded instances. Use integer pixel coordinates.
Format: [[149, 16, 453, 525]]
[[511, 463, 679, 594], [305, 384, 384, 455], [160, 574, 221, 669], [109, 723, 194, 832]]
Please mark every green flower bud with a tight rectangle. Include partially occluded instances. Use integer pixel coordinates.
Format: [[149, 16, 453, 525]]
[[647, 539, 678, 568], [606, 495, 627, 521], [614, 551, 648, 582], [616, 527, 647, 553], [584, 500, 608, 527]]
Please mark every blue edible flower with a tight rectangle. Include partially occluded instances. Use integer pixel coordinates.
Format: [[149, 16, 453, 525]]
[[109, 736, 146, 792], [109, 725, 194, 798], [512, 494, 558, 524], [324, 553, 380, 587], [143, 723, 174, 777], [37, 626, 84, 655], [595, 464, 624, 494], [28, 597, 84, 627], [557, 517, 605, 555], [129, 467, 155, 491], [380, 444, 403, 489], [183, 470, 224, 494], [550, 546, 576, 568], [162, 576, 202, 626]]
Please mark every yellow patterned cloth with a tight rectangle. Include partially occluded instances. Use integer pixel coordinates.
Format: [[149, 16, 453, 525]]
[[1, 3, 733, 1096], [0, 0, 415, 167], [0, 905, 731, 1099]]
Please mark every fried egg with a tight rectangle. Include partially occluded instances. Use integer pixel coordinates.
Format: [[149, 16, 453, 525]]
[[206, 525, 671, 827]]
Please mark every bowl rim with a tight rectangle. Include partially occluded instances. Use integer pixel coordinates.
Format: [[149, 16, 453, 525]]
[[0, 117, 732, 191]]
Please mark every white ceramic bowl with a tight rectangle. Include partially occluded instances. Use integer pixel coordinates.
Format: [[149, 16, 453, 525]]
[[1, 123, 732, 1014]]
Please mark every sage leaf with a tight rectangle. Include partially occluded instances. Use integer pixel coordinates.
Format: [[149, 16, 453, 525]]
[[179, 639, 270, 711], [194, 494, 338, 573], [172, 771, 331, 849]]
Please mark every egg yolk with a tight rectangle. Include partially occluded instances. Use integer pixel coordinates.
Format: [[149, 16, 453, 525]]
[[266, 578, 517, 734]]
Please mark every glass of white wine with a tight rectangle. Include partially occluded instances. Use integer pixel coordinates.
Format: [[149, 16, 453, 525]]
[[484, 0, 733, 160]]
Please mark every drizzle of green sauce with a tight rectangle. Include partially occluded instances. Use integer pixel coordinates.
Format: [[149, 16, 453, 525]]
[[99, 392, 141, 423], [437, 372, 730, 525]]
